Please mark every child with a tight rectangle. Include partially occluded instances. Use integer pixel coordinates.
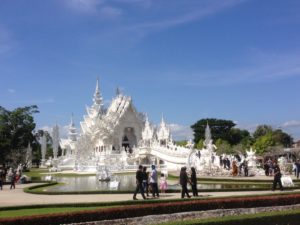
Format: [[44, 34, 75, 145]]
[[160, 173, 167, 194]]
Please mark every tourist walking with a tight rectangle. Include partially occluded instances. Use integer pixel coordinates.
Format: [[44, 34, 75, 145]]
[[142, 166, 149, 197], [0, 169, 3, 190], [10, 171, 16, 189], [264, 161, 269, 176], [159, 173, 167, 194], [150, 165, 159, 198], [296, 160, 300, 179], [180, 167, 191, 198], [232, 161, 238, 176], [133, 165, 146, 200], [272, 161, 283, 191], [190, 167, 198, 197], [244, 161, 248, 177]]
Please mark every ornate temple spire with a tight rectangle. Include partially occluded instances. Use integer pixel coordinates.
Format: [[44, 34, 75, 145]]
[[93, 77, 103, 106], [52, 124, 60, 159], [161, 113, 165, 124], [204, 122, 211, 146], [69, 113, 77, 142], [157, 114, 170, 142], [142, 114, 154, 141], [116, 86, 121, 96]]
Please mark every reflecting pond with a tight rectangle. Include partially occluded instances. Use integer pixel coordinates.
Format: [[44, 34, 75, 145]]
[[41, 174, 272, 192]]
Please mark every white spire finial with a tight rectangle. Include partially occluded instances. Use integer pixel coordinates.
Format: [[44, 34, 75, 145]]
[[69, 113, 77, 141], [70, 113, 74, 127], [93, 77, 103, 106], [161, 113, 165, 125], [116, 86, 121, 96]]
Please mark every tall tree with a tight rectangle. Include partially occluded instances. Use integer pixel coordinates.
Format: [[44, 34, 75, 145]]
[[252, 125, 293, 154], [253, 125, 273, 139], [228, 128, 251, 145], [272, 129, 293, 147], [191, 118, 236, 144], [0, 105, 39, 166], [253, 132, 275, 155]]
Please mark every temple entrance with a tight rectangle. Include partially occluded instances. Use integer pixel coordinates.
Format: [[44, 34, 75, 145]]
[[122, 136, 130, 151], [122, 127, 137, 153]]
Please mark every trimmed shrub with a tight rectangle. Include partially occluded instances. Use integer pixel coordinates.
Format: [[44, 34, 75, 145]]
[[1, 194, 300, 225]]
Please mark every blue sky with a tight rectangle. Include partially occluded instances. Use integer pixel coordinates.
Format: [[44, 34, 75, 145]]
[[0, 0, 300, 140]]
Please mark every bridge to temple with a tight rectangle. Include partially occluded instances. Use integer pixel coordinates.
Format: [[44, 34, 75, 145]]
[[138, 145, 192, 168]]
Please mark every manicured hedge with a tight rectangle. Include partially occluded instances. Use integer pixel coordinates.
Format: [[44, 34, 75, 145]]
[[1, 193, 300, 225]]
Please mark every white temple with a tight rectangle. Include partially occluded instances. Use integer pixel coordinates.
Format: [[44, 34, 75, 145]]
[[58, 79, 192, 172], [56, 79, 262, 176]]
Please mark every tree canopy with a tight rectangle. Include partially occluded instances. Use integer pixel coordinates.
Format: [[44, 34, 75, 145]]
[[0, 105, 39, 166], [190, 118, 293, 156], [191, 118, 251, 146]]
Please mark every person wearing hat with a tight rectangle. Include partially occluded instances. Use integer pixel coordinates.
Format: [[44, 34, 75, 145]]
[[272, 161, 283, 191], [150, 165, 159, 198]]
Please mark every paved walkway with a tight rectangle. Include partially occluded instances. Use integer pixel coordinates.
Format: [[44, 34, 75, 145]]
[[0, 183, 298, 207]]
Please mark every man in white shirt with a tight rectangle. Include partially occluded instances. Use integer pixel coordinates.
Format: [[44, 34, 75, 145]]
[[150, 165, 159, 198]]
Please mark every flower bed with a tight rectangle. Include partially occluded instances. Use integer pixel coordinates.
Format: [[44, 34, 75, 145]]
[[1, 194, 300, 225]]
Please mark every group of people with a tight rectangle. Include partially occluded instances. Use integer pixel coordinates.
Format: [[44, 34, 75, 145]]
[[0, 167, 22, 190], [133, 165, 199, 200], [179, 166, 198, 198], [133, 165, 167, 200], [220, 157, 231, 170], [231, 160, 248, 177], [264, 159, 277, 176]]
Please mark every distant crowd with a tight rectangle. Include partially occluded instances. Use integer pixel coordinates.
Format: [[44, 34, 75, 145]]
[[0, 165, 26, 190]]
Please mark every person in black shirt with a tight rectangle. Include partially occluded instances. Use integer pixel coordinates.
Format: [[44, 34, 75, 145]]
[[142, 166, 149, 197], [190, 167, 198, 197], [133, 165, 146, 200], [180, 167, 191, 198], [10, 171, 16, 189], [272, 161, 283, 191], [296, 160, 300, 179], [244, 161, 248, 177]]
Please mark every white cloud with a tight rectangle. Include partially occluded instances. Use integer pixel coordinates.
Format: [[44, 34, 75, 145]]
[[169, 123, 193, 141], [40, 125, 52, 133], [126, 0, 247, 36], [0, 26, 16, 56], [7, 88, 15, 94], [39, 124, 70, 139], [282, 120, 300, 128], [113, 0, 152, 8], [63, 0, 122, 19], [64, 0, 105, 13], [99, 6, 122, 19], [147, 50, 300, 87], [234, 122, 259, 134]]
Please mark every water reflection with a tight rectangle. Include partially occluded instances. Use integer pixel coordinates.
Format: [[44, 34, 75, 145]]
[[43, 175, 270, 192]]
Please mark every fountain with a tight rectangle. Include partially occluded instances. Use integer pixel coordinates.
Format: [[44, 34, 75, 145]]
[[26, 142, 32, 169], [40, 133, 47, 168], [188, 124, 225, 176]]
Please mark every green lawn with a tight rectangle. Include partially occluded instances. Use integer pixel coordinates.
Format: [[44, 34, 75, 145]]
[[0, 206, 115, 218]]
